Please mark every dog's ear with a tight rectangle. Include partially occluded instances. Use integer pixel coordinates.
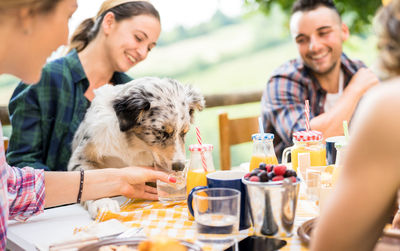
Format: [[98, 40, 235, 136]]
[[186, 86, 205, 123], [113, 94, 151, 132]]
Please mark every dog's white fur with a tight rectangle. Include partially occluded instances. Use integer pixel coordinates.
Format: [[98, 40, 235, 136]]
[[68, 77, 204, 218]]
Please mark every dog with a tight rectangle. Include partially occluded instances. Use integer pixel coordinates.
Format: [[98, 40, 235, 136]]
[[68, 77, 205, 218]]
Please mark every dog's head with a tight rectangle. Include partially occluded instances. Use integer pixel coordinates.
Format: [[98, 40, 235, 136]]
[[112, 77, 205, 171]]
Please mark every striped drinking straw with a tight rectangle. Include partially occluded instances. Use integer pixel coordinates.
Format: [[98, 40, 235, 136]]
[[305, 100, 310, 132], [195, 127, 208, 172]]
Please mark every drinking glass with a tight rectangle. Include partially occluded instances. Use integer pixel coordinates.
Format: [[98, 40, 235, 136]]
[[319, 185, 335, 212], [305, 167, 322, 202], [156, 160, 188, 202], [192, 188, 240, 250], [305, 166, 333, 203]]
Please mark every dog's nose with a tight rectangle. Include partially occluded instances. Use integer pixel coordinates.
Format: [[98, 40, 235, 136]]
[[172, 162, 185, 171]]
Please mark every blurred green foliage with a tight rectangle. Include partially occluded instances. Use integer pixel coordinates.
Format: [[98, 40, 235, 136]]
[[158, 10, 240, 46], [244, 0, 382, 33]]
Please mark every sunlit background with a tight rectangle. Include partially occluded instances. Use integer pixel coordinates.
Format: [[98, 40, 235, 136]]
[[0, 0, 377, 169]]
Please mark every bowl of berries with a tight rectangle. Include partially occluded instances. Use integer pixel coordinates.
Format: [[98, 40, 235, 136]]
[[242, 163, 300, 238]]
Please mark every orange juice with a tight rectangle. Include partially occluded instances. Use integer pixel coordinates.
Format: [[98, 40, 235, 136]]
[[249, 155, 278, 171], [291, 147, 326, 172], [186, 169, 213, 196]]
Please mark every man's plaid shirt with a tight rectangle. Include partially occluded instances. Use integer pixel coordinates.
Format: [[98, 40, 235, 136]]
[[261, 53, 365, 159]]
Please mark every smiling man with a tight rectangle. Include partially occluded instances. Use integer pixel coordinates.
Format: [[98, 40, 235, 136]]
[[261, 0, 379, 159]]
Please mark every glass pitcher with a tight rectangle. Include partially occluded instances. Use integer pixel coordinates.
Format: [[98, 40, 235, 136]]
[[282, 130, 326, 172], [249, 133, 278, 172]]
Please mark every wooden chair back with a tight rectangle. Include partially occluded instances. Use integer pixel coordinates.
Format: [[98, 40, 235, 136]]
[[218, 112, 259, 170], [0, 106, 10, 152]]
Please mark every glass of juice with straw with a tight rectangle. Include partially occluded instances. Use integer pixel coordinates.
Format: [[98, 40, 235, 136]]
[[186, 127, 215, 197], [283, 130, 326, 171], [282, 100, 327, 171]]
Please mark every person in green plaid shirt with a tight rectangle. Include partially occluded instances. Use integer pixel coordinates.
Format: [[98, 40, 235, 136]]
[[7, 0, 161, 171], [1, 1, 179, 249]]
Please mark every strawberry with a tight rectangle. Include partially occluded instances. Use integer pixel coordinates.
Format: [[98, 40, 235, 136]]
[[266, 164, 274, 173], [272, 175, 284, 182], [249, 176, 260, 182], [273, 165, 287, 176], [244, 173, 251, 179]]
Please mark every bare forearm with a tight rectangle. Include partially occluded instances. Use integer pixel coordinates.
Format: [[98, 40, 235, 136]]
[[311, 68, 379, 137], [312, 84, 400, 250], [44, 169, 122, 208], [310, 87, 362, 137]]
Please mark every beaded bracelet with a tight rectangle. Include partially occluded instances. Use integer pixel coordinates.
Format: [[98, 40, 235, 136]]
[[77, 168, 85, 204]]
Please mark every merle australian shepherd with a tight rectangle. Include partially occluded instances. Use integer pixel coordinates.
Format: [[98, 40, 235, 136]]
[[68, 77, 204, 218]]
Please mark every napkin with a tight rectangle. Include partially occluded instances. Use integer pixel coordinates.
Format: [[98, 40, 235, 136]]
[[39, 219, 129, 251]]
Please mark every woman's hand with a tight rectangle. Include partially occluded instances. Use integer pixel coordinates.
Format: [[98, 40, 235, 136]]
[[118, 166, 176, 200]]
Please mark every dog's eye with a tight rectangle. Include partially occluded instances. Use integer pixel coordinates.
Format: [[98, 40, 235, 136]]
[[180, 131, 187, 139], [162, 131, 171, 139], [189, 109, 194, 116]]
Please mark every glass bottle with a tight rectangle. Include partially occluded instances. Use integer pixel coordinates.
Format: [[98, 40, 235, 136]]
[[186, 144, 215, 197], [249, 133, 278, 172]]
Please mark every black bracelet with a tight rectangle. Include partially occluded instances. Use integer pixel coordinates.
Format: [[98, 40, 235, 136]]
[[77, 168, 85, 204]]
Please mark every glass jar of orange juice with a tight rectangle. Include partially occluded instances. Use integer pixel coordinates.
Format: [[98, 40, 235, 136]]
[[249, 133, 278, 172], [186, 144, 215, 197], [282, 130, 326, 172]]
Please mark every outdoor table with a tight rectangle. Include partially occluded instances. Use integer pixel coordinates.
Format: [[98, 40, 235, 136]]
[[93, 195, 318, 251], [7, 186, 319, 251]]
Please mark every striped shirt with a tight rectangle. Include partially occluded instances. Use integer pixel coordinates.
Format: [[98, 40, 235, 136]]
[[261, 53, 365, 159], [1, 121, 45, 250], [7, 49, 132, 171]]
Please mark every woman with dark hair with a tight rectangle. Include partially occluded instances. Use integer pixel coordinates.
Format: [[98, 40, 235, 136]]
[[311, 0, 400, 250], [7, 0, 161, 171], [0, 0, 173, 249]]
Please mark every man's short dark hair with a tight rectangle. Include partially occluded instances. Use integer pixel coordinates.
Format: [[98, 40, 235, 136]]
[[291, 0, 340, 16]]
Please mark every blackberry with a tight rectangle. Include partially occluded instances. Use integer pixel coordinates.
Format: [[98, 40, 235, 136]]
[[284, 170, 297, 177], [258, 171, 269, 182], [258, 162, 267, 170]]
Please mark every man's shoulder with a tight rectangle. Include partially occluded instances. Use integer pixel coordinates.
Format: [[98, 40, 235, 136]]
[[271, 58, 302, 76], [341, 53, 366, 73], [268, 58, 310, 85]]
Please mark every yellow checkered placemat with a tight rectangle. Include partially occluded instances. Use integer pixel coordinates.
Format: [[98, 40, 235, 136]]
[[95, 199, 198, 241], [93, 193, 319, 250]]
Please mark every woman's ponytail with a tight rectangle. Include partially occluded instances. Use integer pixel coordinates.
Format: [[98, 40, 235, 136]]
[[68, 1, 159, 53], [68, 18, 98, 53]]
